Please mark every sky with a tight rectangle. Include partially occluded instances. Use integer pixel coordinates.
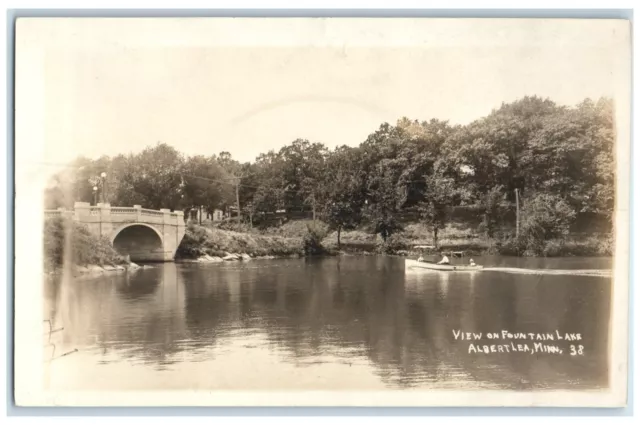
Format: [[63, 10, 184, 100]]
[[17, 18, 629, 170]]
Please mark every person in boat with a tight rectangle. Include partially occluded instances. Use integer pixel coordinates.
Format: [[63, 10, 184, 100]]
[[437, 253, 450, 265], [469, 258, 476, 266], [417, 255, 424, 262]]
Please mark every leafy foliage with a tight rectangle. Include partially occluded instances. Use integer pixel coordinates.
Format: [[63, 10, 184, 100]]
[[45, 96, 615, 257], [321, 146, 365, 248], [478, 185, 511, 238], [417, 163, 460, 249], [44, 217, 127, 270], [520, 193, 577, 241], [302, 223, 328, 256], [364, 159, 405, 242], [176, 223, 302, 258]]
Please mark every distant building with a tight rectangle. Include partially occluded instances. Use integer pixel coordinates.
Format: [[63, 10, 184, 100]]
[[187, 207, 226, 223], [212, 209, 224, 221]]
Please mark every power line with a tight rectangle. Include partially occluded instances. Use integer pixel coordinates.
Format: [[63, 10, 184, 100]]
[[181, 173, 301, 193], [182, 173, 432, 192], [36, 160, 443, 196]]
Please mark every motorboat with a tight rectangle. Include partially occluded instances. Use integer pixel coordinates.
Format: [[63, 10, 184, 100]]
[[405, 259, 483, 271]]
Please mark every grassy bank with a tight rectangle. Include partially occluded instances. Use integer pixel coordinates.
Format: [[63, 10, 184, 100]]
[[496, 234, 613, 257], [176, 223, 305, 259], [185, 220, 494, 257], [321, 222, 491, 255], [196, 219, 612, 258], [44, 217, 129, 273]]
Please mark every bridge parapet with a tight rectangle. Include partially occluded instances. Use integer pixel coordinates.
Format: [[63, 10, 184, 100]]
[[44, 202, 186, 262], [45, 203, 184, 225]]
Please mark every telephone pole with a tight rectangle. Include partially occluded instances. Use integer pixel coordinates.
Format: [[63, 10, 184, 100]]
[[515, 188, 520, 238], [235, 177, 241, 222]]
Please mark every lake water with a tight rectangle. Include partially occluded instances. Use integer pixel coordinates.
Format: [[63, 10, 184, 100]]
[[44, 255, 612, 392]]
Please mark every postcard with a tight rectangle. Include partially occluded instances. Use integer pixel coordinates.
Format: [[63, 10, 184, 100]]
[[13, 17, 631, 407]]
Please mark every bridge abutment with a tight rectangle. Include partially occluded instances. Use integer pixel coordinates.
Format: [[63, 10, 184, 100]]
[[46, 203, 186, 262]]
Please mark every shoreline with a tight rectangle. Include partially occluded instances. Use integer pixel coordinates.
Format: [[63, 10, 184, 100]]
[[178, 222, 613, 262], [45, 262, 149, 279], [46, 249, 613, 281], [44, 225, 613, 279]]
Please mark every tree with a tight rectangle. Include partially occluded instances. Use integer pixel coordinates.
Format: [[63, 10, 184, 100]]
[[321, 146, 365, 249], [477, 185, 510, 239], [181, 155, 229, 223], [519, 193, 577, 252], [364, 159, 404, 242], [394, 118, 453, 207], [115, 143, 185, 210], [278, 139, 328, 219], [445, 96, 561, 202], [42, 95, 614, 258], [247, 151, 287, 218], [417, 164, 458, 249], [217, 151, 245, 221], [524, 98, 614, 218]]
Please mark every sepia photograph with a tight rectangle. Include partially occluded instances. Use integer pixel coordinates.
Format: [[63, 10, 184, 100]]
[[13, 17, 631, 407]]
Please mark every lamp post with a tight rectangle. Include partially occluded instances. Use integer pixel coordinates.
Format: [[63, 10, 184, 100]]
[[92, 186, 98, 205], [100, 172, 108, 204]]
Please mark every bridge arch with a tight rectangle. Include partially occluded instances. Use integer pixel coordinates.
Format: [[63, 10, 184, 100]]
[[111, 223, 165, 262]]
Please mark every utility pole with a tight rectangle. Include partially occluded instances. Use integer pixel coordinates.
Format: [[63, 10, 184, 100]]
[[515, 188, 520, 238], [312, 194, 316, 223], [235, 177, 241, 222]]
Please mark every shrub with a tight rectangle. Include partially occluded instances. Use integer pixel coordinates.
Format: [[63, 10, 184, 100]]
[[554, 235, 613, 257], [542, 239, 566, 257], [176, 224, 303, 258], [496, 236, 528, 256], [176, 223, 210, 258], [43, 217, 127, 271], [263, 219, 329, 238], [43, 217, 67, 269], [520, 193, 577, 241], [302, 223, 328, 256], [497, 233, 613, 257], [376, 233, 407, 254], [213, 220, 255, 234]]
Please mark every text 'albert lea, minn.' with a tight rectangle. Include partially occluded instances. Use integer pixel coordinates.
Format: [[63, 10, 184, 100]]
[[452, 330, 585, 356]]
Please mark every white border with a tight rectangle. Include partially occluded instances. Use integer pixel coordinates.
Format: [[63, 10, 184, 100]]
[[5, 8, 634, 416]]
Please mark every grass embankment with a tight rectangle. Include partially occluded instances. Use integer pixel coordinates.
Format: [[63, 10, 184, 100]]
[[170, 218, 615, 260], [193, 218, 612, 258], [323, 222, 611, 257], [176, 223, 305, 259], [44, 217, 129, 273], [45, 215, 611, 270], [179, 220, 488, 259], [497, 234, 613, 257], [322, 222, 490, 254]]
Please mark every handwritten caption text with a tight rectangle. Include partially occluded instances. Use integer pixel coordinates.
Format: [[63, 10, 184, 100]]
[[452, 330, 585, 356]]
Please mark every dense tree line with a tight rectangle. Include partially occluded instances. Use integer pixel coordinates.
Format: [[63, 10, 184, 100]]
[[45, 96, 615, 252]]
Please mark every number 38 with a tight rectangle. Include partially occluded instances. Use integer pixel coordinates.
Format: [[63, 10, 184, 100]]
[[570, 345, 584, 356]]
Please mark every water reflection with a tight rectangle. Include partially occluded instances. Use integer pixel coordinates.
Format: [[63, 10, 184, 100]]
[[45, 256, 611, 391]]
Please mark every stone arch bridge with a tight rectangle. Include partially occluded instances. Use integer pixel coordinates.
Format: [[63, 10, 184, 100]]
[[44, 202, 186, 262]]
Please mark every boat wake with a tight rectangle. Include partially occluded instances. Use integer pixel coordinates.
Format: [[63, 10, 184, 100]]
[[481, 267, 612, 278]]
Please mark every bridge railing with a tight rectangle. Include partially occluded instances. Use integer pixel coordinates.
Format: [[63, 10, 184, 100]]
[[140, 208, 164, 217], [111, 207, 137, 215], [44, 203, 185, 225]]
